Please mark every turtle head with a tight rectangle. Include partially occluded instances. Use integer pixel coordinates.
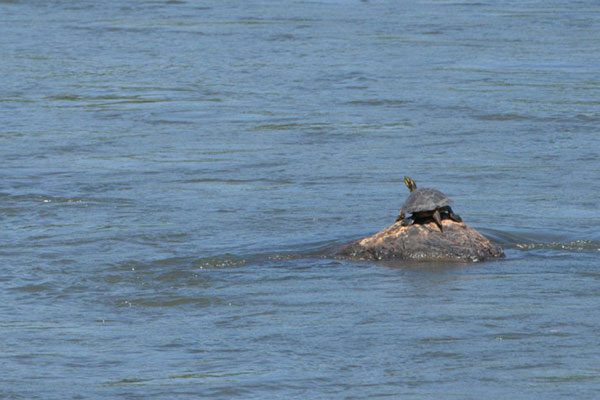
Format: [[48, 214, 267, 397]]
[[404, 176, 417, 192]]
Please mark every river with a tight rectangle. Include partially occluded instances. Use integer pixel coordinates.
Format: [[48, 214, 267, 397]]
[[1, 0, 600, 398]]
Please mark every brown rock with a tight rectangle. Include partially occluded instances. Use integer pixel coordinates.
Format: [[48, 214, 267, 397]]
[[337, 219, 504, 262]]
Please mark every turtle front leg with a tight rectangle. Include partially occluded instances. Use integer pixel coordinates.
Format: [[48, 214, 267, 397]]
[[432, 209, 443, 232], [396, 208, 406, 222], [400, 217, 414, 227]]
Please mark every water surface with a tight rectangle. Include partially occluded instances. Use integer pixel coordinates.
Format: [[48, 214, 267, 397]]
[[1, 1, 600, 398]]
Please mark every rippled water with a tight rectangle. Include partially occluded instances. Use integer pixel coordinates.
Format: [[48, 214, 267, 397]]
[[2, 1, 600, 398]]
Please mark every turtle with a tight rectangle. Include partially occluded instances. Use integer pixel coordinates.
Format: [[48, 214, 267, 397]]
[[396, 176, 462, 232]]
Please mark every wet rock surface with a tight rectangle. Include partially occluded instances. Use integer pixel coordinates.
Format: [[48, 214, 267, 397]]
[[337, 219, 504, 262]]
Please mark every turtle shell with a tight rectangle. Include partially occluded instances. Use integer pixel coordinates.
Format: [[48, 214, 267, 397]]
[[403, 188, 452, 213]]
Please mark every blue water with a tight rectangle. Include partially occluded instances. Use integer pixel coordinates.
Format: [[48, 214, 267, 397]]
[[2, 1, 600, 398]]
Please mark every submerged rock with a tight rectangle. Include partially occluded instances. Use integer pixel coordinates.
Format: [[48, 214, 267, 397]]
[[337, 219, 504, 262]]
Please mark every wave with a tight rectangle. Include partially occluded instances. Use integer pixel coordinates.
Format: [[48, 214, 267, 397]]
[[515, 240, 600, 253], [102, 230, 597, 285], [0, 192, 134, 206], [479, 228, 599, 253]]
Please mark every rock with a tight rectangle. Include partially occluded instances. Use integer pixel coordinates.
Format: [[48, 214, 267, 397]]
[[337, 219, 504, 262]]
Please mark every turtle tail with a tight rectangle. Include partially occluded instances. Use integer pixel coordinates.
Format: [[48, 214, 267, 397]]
[[404, 176, 417, 192]]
